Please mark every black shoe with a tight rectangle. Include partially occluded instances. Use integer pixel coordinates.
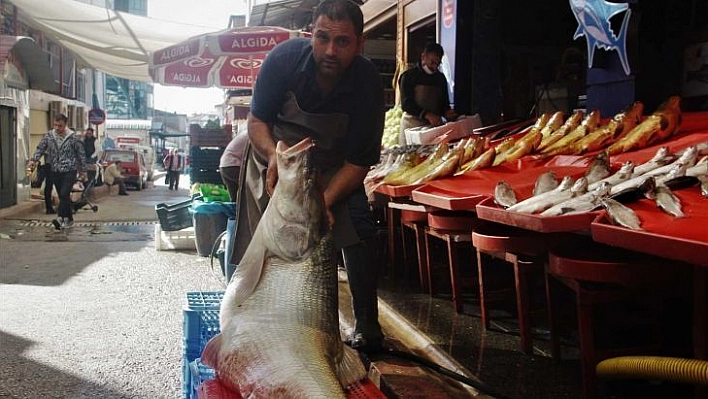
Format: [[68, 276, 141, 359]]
[[46, 209, 56, 214], [51, 217, 62, 231], [119, 192, 129, 196]]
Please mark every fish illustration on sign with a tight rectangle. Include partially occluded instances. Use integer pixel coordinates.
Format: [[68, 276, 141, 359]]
[[569, 0, 632, 75]]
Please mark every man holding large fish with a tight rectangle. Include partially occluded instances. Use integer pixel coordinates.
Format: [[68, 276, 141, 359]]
[[231, 0, 385, 355]]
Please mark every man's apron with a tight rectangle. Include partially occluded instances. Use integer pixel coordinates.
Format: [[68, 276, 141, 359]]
[[229, 92, 361, 267], [399, 84, 444, 146]]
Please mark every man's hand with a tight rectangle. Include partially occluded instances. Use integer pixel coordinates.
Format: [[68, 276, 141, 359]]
[[444, 109, 459, 122], [424, 112, 444, 127], [26, 160, 36, 170], [265, 155, 278, 197]]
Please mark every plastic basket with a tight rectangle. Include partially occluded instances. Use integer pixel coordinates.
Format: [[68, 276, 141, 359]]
[[155, 225, 196, 251], [186, 291, 224, 311], [189, 358, 216, 399]]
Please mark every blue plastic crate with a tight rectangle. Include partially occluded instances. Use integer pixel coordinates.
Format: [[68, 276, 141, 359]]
[[183, 309, 220, 355], [186, 291, 224, 311], [189, 358, 216, 399]]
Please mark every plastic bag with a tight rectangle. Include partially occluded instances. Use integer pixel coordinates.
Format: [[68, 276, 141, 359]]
[[28, 166, 39, 183]]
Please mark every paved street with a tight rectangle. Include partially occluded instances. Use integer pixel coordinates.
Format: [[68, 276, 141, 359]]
[[0, 175, 226, 399]]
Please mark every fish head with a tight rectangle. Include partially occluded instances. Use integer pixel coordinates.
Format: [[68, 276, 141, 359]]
[[558, 176, 575, 190], [619, 161, 635, 176], [571, 176, 589, 194], [273, 138, 325, 232]]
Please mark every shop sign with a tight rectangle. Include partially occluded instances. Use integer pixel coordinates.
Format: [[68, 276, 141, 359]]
[[569, 0, 632, 75], [442, 0, 455, 29], [439, 0, 457, 102]]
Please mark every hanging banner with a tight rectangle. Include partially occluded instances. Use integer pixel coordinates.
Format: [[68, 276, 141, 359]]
[[439, 0, 457, 106]]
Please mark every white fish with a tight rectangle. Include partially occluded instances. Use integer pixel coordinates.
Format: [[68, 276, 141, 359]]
[[533, 171, 559, 196], [202, 138, 366, 398], [584, 151, 611, 185], [601, 198, 642, 230], [588, 161, 634, 190], [610, 146, 699, 195], [541, 181, 611, 216], [654, 185, 684, 218], [494, 181, 518, 208], [508, 176, 582, 214], [631, 146, 674, 177]]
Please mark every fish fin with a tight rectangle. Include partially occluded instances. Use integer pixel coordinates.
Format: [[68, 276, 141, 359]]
[[201, 333, 223, 369], [229, 245, 267, 307], [336, 345, 368, 389]]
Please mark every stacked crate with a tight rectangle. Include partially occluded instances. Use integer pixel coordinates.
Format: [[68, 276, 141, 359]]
[[189, 125, 232, 186], [182, 291, 224, 399]]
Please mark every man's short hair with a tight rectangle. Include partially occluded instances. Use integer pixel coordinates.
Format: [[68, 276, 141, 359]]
[[423, 43, 444, 58], [313, 0, 363, 37], [86, 128, 94, 133], [114, 160, 121, 165], [54, 113, 68, 123]]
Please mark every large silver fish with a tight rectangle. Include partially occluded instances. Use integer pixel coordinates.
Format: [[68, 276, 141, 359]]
[[630, 146, 675, 177], [203, 138, 366, 398]]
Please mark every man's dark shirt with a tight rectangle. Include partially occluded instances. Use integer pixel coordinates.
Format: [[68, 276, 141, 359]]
[[83, 136, 96, 160], [250, 38, 384, 168], [399, 63, 451, 119]]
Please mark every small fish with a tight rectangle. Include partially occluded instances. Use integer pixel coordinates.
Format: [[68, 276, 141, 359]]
[[611, 146, 699, 196], [654, 185, 684, 218], [533, 171, 559, 196], [494, 181, 518, 208], [584, 151, 611, 185], [541, 181, 611, 216], [588, 161, 634, 190], [601, 198, 642, 230], [698, 175, 708, 198], [686, 156, 708, 178], [507, 176, 577, 214], [610, 175, 656, 204], [631, 146, 675, 177]]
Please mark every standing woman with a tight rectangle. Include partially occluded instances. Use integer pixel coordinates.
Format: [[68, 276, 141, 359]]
[[27, 114, 87, 229]]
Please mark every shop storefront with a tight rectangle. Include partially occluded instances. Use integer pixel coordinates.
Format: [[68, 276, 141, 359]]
[[0, 35, 56, 209]]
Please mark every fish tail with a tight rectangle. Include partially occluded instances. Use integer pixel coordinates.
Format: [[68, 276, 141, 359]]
[[615, 8, 632, 75], [337, 345, 368, 389], [201, 333, 223, 369]]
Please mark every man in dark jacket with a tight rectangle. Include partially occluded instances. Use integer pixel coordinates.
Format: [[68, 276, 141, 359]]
[[82, 127, 97, 163], [398, 42, 458, 145], [28, 114, 87, 229]]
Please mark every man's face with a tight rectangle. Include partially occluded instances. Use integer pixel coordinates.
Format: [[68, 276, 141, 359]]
[[311, 15, 363, 81], [85, 130, 93, 138], [421, 51, 442, 73], [53, 120, 67, 134]]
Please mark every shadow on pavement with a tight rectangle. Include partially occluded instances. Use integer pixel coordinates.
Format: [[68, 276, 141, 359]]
[[0, 331, 130, 398]]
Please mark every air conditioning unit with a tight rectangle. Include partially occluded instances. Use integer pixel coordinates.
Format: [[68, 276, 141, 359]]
[[48, 101, 65, 129]]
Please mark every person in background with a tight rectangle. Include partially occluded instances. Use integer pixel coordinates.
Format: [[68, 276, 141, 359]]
[[398, 42, 458, 145], [82, 127, 98, 163], [40, 154, 55, 214], [27, 113, 87, 230], [237, 0, 385, 352], [219, 131, 249, 202], [163, 148, 183, 190], [103, 160, 129, 196]]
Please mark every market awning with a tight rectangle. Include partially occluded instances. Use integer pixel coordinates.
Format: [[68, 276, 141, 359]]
[[0, 35, 57, 91], [6, 0, 220, 82]]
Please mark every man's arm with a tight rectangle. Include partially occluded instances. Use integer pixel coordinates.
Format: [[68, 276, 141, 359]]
[[247, 113, 278, 196], [322, 162, 369, 228]]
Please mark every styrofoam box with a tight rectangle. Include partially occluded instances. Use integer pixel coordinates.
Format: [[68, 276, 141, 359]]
[[155, 224, 196, 251], [405, 114, 482, 145]]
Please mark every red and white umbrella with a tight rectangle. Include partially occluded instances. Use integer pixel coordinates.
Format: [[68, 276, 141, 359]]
[[148, 26, 309, 89]]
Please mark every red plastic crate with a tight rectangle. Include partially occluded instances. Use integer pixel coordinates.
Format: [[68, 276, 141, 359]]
[[197, 378, 385, 399]]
